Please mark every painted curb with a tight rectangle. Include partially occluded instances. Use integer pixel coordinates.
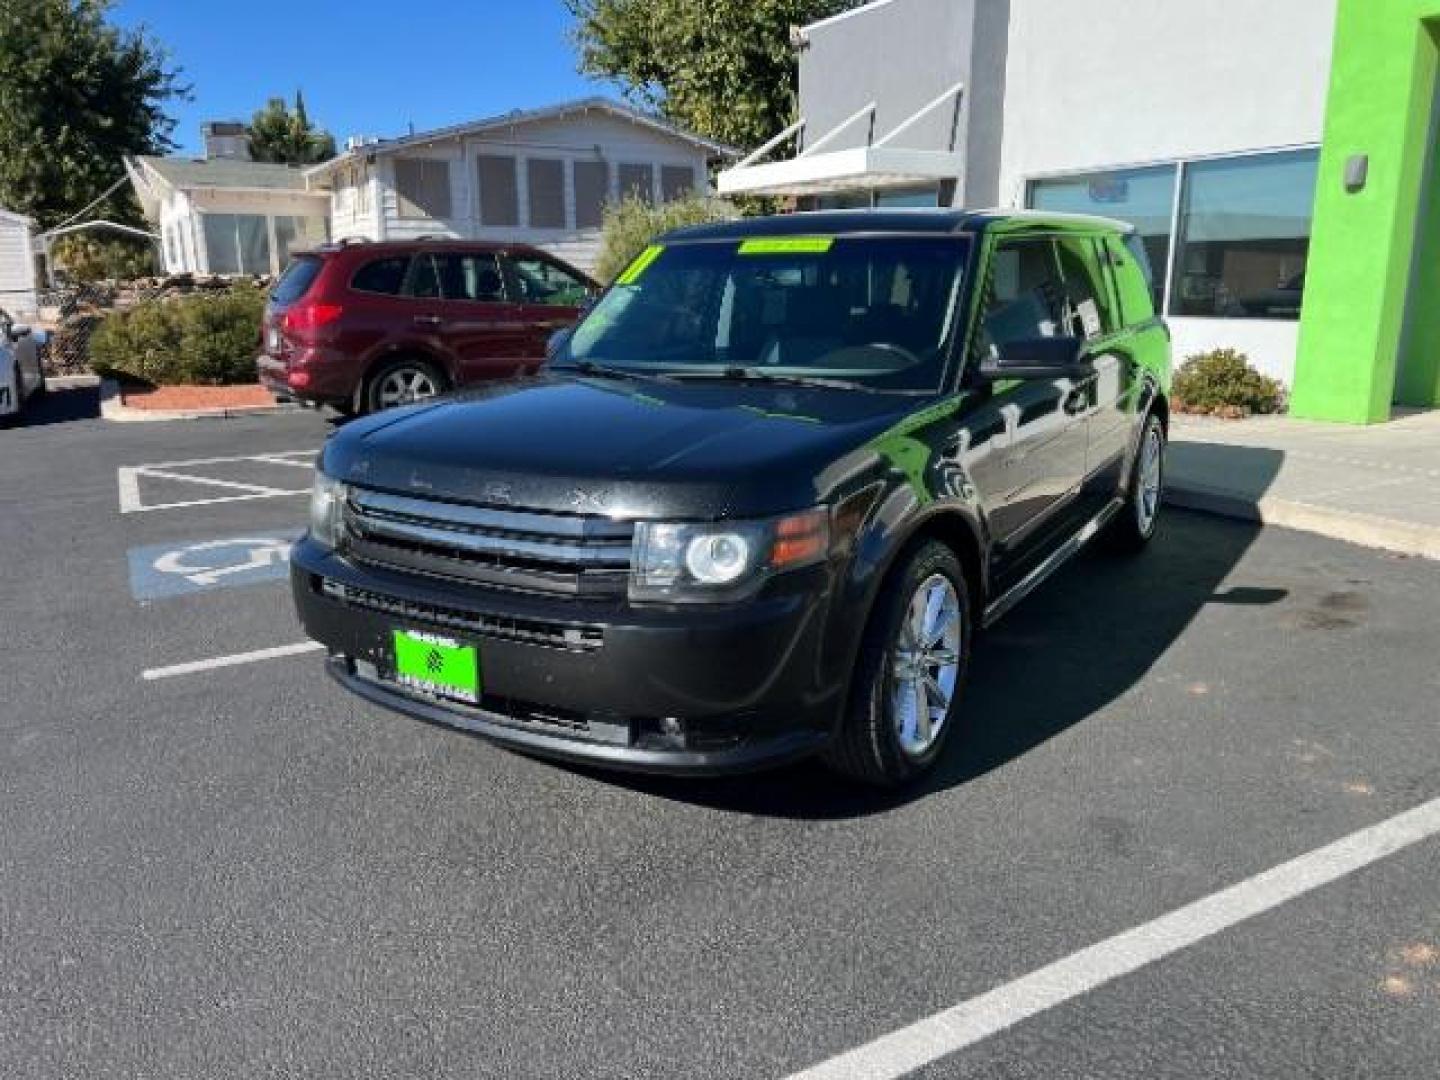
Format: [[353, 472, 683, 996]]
[[99, 379, 301, 423], [1166, 482, 1440, 561]]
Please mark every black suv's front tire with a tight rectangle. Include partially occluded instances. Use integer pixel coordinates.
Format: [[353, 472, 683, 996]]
[[825, 540, 972, 787]]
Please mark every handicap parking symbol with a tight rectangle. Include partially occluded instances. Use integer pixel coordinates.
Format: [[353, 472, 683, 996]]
[[128, 531, 302, 600]]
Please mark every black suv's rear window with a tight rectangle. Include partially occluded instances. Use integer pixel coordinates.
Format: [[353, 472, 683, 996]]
[[271, 256, 322, 305], [351, 256, 410, 295]]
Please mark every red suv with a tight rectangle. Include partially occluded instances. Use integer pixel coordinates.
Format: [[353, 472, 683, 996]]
[[258, 240, 598, 414]]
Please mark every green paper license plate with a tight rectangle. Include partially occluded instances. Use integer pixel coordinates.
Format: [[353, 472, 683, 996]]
[[391, 629, 480, 704]]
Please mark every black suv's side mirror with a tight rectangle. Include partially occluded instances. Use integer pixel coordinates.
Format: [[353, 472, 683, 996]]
[[978, 336, 1092, 381]]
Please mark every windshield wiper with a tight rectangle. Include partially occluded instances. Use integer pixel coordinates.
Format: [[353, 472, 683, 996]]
[[668, 366, 874, 392], [552, 360, 671, 383]]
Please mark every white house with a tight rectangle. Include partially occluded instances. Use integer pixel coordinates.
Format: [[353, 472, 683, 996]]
[[124, 154, 330, 277], [303, 97, 735, 273], [0, 207, 38, 319]]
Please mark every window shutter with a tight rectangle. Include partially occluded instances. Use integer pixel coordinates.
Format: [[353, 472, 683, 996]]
[[527, 159, 566, 229], [574, 160, 609, 229], [477, 154, 519, 227]]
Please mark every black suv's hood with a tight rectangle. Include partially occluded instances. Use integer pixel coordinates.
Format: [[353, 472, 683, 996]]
[[323, 374, 921, 518]]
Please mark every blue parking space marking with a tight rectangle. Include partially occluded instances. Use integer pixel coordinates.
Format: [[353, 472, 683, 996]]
[[127, 531, 303, 600]]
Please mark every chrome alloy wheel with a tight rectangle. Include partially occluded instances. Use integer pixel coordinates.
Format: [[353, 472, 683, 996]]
[[377, 366, 440, 408], [890, 573, 963, 757], [1136, 423, 1164, 535]]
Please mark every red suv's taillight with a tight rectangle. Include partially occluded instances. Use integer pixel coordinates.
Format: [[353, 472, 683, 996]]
[[282, 301, 344, 338]]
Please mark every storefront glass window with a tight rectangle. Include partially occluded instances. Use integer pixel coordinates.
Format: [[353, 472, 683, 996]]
[[1029, 165, 1176, 312], [1170, 149, 1319, 320]]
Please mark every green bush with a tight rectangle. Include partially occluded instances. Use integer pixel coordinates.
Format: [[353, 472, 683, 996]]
[[90, 286, 266, 385], [52, 234, 157, 283], [1172, 348, 1285, 418], [593, 193, 739, 283]]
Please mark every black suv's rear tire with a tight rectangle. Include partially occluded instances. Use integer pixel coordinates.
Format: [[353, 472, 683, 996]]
[[824, 540, 973, 787], [1107, 412, 1166, 552], [362, 357, 447, 414]]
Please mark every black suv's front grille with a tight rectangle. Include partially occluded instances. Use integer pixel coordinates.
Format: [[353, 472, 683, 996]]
[[342, 489, 634, 599], [320, 579, 604, 652]]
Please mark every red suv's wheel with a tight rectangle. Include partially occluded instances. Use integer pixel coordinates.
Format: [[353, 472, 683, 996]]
[[363, 358, 447, 413]]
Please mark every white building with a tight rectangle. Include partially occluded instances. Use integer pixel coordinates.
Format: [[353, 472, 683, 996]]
[[303, 98, 735, 273], [0, 207, 38, 319], [719, 0, 1337, 383], [124, 154, 331, 277]]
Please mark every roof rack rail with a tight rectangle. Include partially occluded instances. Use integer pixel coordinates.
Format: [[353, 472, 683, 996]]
[[336, 236, 372, 247]]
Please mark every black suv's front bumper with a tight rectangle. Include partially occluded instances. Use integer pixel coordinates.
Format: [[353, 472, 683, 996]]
[[290, 538, 839, 775]]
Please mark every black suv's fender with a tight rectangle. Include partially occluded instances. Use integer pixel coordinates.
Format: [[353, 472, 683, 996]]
[[818, 478, 991, 735]]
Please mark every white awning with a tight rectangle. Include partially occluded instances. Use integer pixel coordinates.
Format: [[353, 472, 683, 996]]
[[717, 146, 965, 197], [716, 82, 964, 198]]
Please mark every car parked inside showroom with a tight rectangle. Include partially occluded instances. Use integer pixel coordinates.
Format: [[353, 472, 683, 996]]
[[0, 308, 44, 424], [290, 210, 1171, 786], [258, 238, 597, 414]]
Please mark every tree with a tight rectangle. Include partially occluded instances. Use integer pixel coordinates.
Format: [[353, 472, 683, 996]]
[[0, 0, 185, 230], [247, 91, 337, 166], [565, 0, 865, 151]]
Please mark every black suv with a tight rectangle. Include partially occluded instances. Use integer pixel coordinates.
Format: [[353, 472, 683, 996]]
[[291, 210, 1172, 786]]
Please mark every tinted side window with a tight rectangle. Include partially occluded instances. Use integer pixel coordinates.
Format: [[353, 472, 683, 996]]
[[406, 253, 441, 299], [1108, 234, 1158, 326], [980, 238, 1065, 355], [350, 256, 410, 295], [434, 253, 507, 302], [1053, 236, 1118, 339]]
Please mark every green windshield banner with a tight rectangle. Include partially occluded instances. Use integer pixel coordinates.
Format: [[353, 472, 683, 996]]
[[738, 237, 835, 255], [615, 244, 664, 285]]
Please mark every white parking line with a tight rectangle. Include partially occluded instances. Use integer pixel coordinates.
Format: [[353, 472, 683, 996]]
[[785, 794, 1440, 1080], [141, 641, 324, 681], [117, 449, 316, 513]]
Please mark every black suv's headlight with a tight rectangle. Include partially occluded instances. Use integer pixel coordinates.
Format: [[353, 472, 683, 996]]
[[630, 508, 830, 603], [308, 471, 348, 550]]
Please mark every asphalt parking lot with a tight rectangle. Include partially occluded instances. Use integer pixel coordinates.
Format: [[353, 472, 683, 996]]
[[2, 389, 1439, 1079]]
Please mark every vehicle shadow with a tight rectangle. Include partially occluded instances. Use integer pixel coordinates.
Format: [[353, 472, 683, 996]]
[[574, 445, 1287, 821], [11, 385, 100, 427]]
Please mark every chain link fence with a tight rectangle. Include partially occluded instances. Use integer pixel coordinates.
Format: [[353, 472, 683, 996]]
[[36, 278, 244, 376]]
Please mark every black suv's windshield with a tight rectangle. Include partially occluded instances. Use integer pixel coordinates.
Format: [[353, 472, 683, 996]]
[[556, 235, 970, 392]]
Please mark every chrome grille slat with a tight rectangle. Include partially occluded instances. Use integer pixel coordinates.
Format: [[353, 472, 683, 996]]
[[343, 488, 634, 598]]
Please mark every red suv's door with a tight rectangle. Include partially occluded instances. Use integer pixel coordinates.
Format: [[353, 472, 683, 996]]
[[409, 252, 534, 384], [502, 253, 595, 364]]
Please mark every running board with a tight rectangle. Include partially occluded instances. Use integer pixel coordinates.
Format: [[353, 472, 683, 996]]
[[981, 499, 1123, 628]]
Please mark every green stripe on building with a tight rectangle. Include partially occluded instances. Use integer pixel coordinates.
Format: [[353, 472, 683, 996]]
[[1293, 0, 1440, 421]]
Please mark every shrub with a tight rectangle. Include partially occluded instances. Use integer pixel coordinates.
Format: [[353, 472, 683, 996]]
[[52, 234, 156, 283], [593, 193, 739, 283], [90, 285, 266, 385], [1172, 348, 1285, 418]]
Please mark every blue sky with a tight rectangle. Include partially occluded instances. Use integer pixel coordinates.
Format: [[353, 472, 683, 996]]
[[112, 0, 614, 156]]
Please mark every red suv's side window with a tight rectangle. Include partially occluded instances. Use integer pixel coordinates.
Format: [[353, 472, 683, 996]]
[[350, 256, 410, 295]]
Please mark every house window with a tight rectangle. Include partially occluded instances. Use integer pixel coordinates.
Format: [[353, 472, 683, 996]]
[[201, 213, 271, 275], [1170, 148, 1319, 320], [274, 216, 327, 265], [527, 159, 566, 229], [573, 160, 609, 229], [660, 165, 695, 202], [394, 157, 453, 219], [1029, 165, 1176, 313], [477, 154, 519, 227], [356, 164, 371, 215], [618, 163, 654, 203]]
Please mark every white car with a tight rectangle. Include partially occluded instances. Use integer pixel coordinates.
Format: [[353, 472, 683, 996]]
[[0, 309, 43, 422]]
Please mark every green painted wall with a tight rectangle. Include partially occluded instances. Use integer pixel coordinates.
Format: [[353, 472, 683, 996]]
[[1291, 0, 1440, 422]]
